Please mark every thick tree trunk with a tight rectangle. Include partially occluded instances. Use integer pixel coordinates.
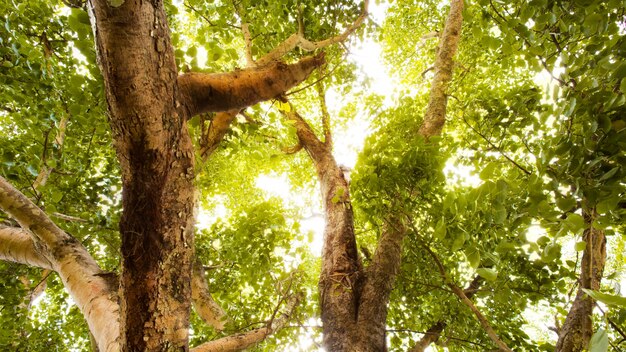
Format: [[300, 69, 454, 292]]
[[282, 108, 362, 349], [556, 209, 606, 352], [283, 2, 464, 350], [87, 1, 195, 349]]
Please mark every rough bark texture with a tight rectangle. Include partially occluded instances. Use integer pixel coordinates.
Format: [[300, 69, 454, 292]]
[[418, 0, 464, 138], [178, 53, 325, 116], [87, 1, 196, 350], [556, 209, 606, 352], [0, 177, 120, 352], [282, 108, 362, 350]]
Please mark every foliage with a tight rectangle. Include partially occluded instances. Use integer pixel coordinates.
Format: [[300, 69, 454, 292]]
[[1, 0, 625, 350]]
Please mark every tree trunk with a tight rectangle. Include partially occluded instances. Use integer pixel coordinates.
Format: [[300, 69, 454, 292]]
[[556, 209, 606, 352], [87, 1, 195, 349]]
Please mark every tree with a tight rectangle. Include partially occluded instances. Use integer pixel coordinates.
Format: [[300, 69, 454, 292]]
[[1, 0, 625, 351]]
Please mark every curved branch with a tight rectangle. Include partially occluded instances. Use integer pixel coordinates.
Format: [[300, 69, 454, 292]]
[[423, 244, 512, 352], [191, 292, 302, 352], [419, 0, 464, 138], [199, 109, 240, 161], [192, 258, 228, 331], [0, 225, 53, 269], [0, 176, 120, 352], [178, 53, 325, 117], [256, 0, 369, 66]]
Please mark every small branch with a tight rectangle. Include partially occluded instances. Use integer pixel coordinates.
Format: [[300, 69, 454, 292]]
[[191, 292, 303, 352], [316, 72, 332, 149], [199, 109, 240, 161], [461, 113, 532, 175], [281, 142, 304, 155], [255, 0, 369, 66], [51, 212, 88, 223], [421, 244, 512, 352]]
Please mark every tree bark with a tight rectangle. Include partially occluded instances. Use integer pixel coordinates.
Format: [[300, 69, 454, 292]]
[[85, 0, 324, 348], [282, 108, 362, 350], [418, 0, 464, 138], [556, 209, 606, 352], [87, 1, 196, 349], [0, 177, 120, 352]]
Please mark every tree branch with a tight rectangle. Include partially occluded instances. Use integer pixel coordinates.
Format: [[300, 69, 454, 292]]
[[409, 275, 483, 352], [419, 0, 464, 138], [0, 225, 53, 269], [255, 0, 369, 66], [356, 214, 407, 344], [192, 258, 228, 331], [0, 176, 120, 352], [422, 243, 512, 352], [178, 53, 325, 117], [199, 109, 240, 161], [191, 292, 302, 352]]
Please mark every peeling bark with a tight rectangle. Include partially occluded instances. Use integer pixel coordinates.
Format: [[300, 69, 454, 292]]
[[0, 225, 53, 269], [0, 177, 120, 352], [556, 209, 606, 352], [192, 258, 227, 331], [179, 53, 325, 117]]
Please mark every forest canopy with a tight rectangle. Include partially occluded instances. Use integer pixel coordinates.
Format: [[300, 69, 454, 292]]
[[0, 0, 625, 351]]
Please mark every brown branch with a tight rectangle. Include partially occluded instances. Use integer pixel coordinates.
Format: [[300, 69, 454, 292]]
[[422, 244, 512, 352], [255, 0, 369, 66], [280, 103, 328, 164], [178, 53, 325, 117], [316, 73, 332, 148], [191, 292, 302, 352], [192, 258, 228, 331], [356, 214, 407, 343], [409, 275, 483, 352], [418, 0, 464, 138], [199, 109, 240, 161], [556, 207, 606, 351]]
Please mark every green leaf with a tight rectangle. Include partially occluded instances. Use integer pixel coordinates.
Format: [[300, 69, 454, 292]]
[[583, 289, 626, 307], [556, 197, 576, 211], [613, 62, 626, 80], [433, 219, 446, 240], [476, 267, 498, 281], [574, 241, 586, 251], [467, 250, 480, 269], [564, 213, 585, 233], [588, 328, 609, 352], [479, 162, 496, 180], [599, 166, 619, 181]]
